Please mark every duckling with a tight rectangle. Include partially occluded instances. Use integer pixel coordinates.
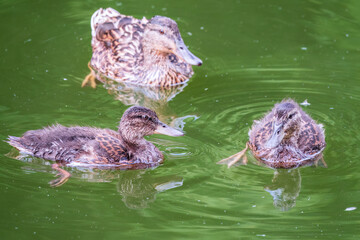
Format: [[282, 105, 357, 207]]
[[218, 99, 326, 169], [82, 8, 202, 88], [7, 106, 183, 187]]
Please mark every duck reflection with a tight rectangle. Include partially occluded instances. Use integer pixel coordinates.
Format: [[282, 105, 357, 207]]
[[116, 170, 183, 209], [8, 152, 183, 209], [72, 167, 183, 209], [70, 168, 184, 209], [99, 76, 197, 129], [264, 168, 301, 211]]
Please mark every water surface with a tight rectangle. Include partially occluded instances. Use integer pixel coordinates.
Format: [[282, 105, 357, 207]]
[[1, 0, 360, 239]]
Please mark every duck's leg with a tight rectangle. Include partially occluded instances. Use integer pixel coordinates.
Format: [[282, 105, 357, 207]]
[[81, 62, 97, 88], [320, 157, 328, 168], [315, 156, 328, 168], [49, 163, 71, 187], [217, 143, 249, 168]]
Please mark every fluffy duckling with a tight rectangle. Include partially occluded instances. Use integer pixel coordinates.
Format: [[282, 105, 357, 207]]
[[218, 99, 326, 169], [82, 8, 202, 88], [7, 106, 183, 186]]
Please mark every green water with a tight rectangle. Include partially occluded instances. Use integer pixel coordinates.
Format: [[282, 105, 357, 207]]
[[1, 0, 360, 239]]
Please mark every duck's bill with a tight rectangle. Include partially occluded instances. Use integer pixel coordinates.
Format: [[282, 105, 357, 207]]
[[175, 39, 202, 66], [155, 122, 184, 137]]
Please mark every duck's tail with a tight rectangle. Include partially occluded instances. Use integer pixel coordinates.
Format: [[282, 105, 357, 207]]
[[6, 136, 33, 155], [91, 8, 121, 37]]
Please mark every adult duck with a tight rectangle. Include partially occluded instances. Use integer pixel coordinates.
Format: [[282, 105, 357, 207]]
[[82, 8, 202, 88]]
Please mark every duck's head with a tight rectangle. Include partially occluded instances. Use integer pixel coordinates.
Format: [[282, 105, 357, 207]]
[[265, 100, 302, 148], [143, 16, 202, 71], [119, 106, 184, 144]]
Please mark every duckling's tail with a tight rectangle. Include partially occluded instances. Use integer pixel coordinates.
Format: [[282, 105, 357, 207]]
[[91, 8, 121, 37], [7, 136, 33, 155]]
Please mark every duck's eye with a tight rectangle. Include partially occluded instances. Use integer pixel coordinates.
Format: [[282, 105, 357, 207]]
[[288, 113, 296, 119], [159, 30, 164, 35], [168, 54, 178, 63], [142, 115, 149, 120]]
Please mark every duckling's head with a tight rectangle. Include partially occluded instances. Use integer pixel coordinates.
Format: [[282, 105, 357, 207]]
[[143, 16, 202, 71], [119, 106, 183, 144], [265, 100, 302, 148]]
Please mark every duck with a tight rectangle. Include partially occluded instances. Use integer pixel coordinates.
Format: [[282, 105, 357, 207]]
[[7, 106, 184, 187], [82, 7, 202, 88], [217, 99, 326, 169]]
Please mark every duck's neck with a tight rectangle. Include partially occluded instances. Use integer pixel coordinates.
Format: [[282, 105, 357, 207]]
[[118, 126, 146, 147], [118, 128, 162, 163]]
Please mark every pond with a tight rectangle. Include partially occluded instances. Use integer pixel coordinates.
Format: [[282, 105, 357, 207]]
[[1, 0, 359, 239]]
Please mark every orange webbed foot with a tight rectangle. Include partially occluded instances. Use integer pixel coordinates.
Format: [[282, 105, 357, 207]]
[[81, 62, 97, 88], [49, 163, 71, 187], [217, 142, 249, 168]]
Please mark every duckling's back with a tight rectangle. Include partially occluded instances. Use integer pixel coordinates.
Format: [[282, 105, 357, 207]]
[[7, 124, 128, 164]]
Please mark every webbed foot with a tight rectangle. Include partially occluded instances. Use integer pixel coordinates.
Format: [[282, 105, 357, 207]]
[[49, 163, 71, 187], [217, 143, 249, 168], [81, 62, 97, 88], [314, 156, 328, 168]]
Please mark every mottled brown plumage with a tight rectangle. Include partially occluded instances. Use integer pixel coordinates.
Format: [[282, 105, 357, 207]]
[[218, 99, 326, 169], [7, 106, 183, 186], [82, 8, 202, 88]]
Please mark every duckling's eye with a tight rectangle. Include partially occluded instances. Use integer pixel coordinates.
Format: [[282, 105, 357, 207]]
[[159, 30, 164, 35], [288, 113, 296, 119]]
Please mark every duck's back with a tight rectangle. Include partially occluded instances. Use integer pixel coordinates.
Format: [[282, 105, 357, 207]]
[[90, 8, 147, 81], [8, 125, 129, 164], [297, 112, 326, 156]]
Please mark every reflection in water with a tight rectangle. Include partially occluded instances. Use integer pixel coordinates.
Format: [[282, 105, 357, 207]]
[[7, 151, 183, 209], [67, 167, 184, 209], [264, 168, 301, 211], [116, 170, 183, 209], [99, 76, 198, 129]]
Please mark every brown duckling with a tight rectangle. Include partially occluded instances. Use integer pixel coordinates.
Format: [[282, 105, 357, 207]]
[[82, 7, 202, 88], [218, 99, 326, 169], [7, 106, 183, 187]]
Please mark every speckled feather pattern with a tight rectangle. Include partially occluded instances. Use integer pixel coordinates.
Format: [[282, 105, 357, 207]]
[[248, 99, 326, 168], [90, 8, 194, 86]]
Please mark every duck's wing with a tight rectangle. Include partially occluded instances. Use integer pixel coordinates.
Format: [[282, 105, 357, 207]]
[[90, 8, 148, 80], [91, 131, 129, 164], [297, 121, 326, 156], [249, 113, 275, 151]]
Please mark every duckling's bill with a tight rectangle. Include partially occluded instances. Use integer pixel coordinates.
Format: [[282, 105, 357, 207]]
[[154, 121, 184, 137]]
